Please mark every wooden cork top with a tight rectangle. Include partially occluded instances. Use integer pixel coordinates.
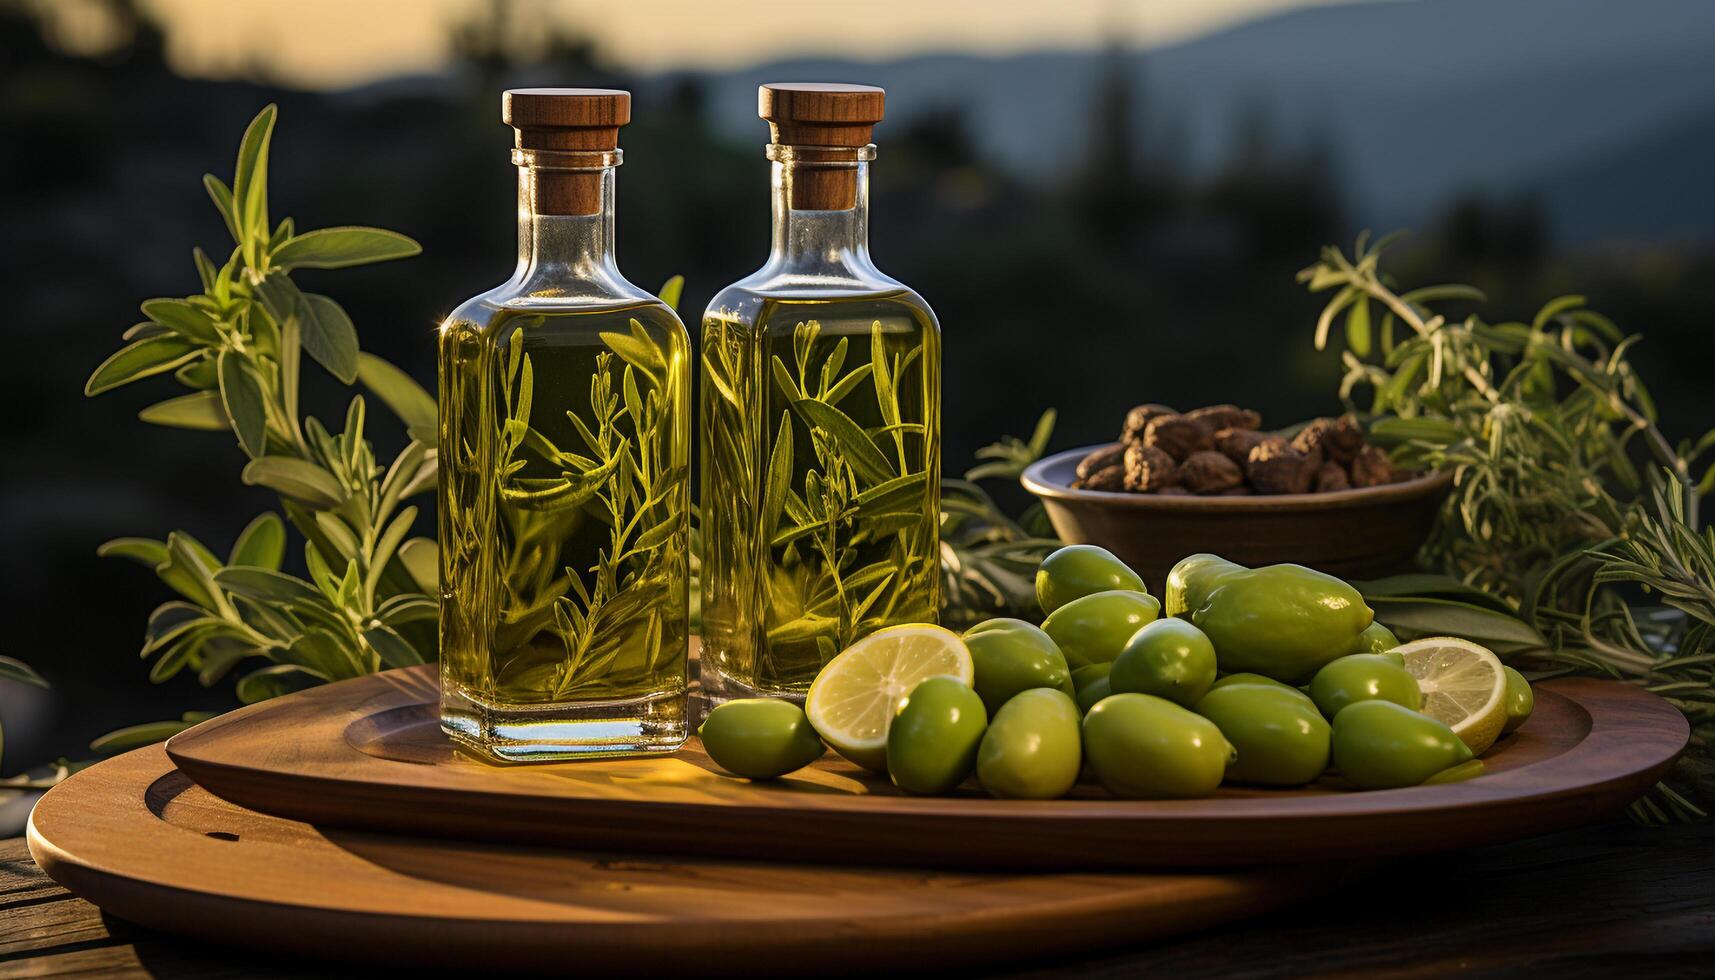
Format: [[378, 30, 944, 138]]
[[503, 89, 630, 215], [759, 83, 884, 211]]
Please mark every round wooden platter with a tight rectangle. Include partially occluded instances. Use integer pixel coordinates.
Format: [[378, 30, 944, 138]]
[[160, 665, 1689, 870], [27, 745, 1340, 973]]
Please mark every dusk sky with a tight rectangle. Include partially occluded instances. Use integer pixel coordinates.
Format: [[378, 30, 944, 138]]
[[36, 0, 1373, 87]]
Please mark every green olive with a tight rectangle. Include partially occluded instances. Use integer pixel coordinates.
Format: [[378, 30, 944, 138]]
[[1194, 683, 1331, 786], [1070, 663, 1113, 714], [1082, 693, 1232, 798], [1209, 673, 1315, 705], [1041, 590, 1161, 668], [1163, 553, 1244, 618], [1110, 618, 1217, 707], [1330, 700, 1474, 789], [1308, 654, 1422, 719], [1502, 666, 1535, 734], [1351, 622, 1401, 656], [698, 699, 826, 780], [886, 676, 989, 795], [976, 688, 1082, 799], [962, 618, 1075, 715], [1035, 545, 1147, 616], [1421, 759, 1486, 785]]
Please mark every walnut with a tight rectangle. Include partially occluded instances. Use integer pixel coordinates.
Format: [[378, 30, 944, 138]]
[[1187, 404, 1262, 433], [1294, 415, 1365, 464], [1350, 445, 1398, 488], [1214, 427, 1270, 465], [1076, 444, 1125, 480], [1121, 403, 1177, 443], [1143, 414, 1215, 461], [1179, 451, 1244, 494], [1315, 462, 1351, 493], [1073, 463, 1126, 492], [1246, 437, 1318, 495], [1123, 443, 1179, 492]]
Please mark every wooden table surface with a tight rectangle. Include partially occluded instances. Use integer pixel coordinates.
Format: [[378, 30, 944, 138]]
[[4, 819, 1714, 978]]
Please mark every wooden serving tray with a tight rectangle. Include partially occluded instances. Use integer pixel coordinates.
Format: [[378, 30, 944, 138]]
[[166, 666, 1688, 870], [27, 745, 1336, 972]]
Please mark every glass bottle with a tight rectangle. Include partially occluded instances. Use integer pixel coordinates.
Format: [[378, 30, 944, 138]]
[[438, 89, 691, 761], [700, 83, 942, 701]]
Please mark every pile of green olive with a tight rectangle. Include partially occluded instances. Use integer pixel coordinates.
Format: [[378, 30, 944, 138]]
[[698, 546, 1533, 798]]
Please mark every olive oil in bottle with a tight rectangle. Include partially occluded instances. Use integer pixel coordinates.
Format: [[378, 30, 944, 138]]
[[439, 90, 691, 761], [700, 84, 942, 700]]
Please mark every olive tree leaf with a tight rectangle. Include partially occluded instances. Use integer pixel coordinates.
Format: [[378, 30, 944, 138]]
[[241, 456, 346, 508], [141, 298, 222, 345], [356, 352, 436, 442], [269, 227, 422, 270], [761, 411, 794, 535], [793, 399, 897, 484], [85, 336, 200, 395], [217, 349, 267, 456], [230, 512, 286, 569], [139, 390, 230, 431]]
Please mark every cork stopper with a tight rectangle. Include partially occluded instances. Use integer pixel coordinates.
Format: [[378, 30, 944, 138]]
[[759, 83, 884, 211], [503, 88, 631, 216]]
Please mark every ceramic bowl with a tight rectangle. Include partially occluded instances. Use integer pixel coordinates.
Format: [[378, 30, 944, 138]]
[[1021, 444, 1455, 592]]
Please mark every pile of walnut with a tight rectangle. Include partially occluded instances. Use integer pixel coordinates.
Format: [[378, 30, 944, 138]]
[[1072, 404, 1414, 496]]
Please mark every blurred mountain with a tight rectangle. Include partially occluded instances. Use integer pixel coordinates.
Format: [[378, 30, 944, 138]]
[[646, 0, 1715, 242]]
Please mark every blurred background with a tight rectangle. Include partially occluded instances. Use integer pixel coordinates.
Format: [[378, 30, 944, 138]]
[[2, 0, 1711, 774]]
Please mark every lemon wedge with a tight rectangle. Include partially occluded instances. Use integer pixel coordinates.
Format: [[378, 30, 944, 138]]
[[1394, 636, 1508, 756], [804, 625, 974, 772]]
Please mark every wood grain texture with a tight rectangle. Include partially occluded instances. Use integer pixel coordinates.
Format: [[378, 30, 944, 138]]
[[1022, 444, 1455, 591], [24, 746, 1332, 974], [162, 666, 1687, 870], [12, 819, 1715, 979]]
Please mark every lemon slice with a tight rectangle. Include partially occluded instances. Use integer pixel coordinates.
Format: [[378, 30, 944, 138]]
[[804, 625, 974, 772], [1394, 636, 1508, 756]]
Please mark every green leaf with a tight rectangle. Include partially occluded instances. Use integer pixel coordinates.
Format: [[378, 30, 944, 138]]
[[98, 537, 169, 567], [364, 624, 425, 668], [203, 174, 241, 244], [174, 355, 219, 390], [85, 336, 199, 395], [301, 293, 360, 384], [242, 456, 347, 508], [1346, 297, 1372, 357], [0, 655, 47, 689], [157, 533, 222, 610], [236, 664, 327, 704], [657, 275, 684, 312], [140, 390, 230, 431], [356, 352, 437, 442], [216, 566, 326, 605], [90, 718, 203, 755], [141, 298, 221, 345], [230, 512, 286, 569], [232, 104, 277, 255], [793, 399, 897, 485], [269, 226, 422, 270], [217, 349, 267, 457], [1368, 597, 1550, 653], [761, 411, 794, 535], [398, 537, 438, 593]]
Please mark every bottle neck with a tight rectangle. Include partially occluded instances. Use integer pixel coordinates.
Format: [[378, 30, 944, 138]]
[[512, 149, 628, 299], [764, 144, 881, 281]]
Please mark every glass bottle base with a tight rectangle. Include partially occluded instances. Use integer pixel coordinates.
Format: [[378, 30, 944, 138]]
[[440, 685, 687, 763], [699, 662, 809, 706]]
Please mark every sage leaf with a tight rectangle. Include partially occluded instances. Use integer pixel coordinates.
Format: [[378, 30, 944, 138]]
[[377, 594, 437, 626], [217, 349, 267, 456], [158, 533, 222, 611], [657, 274, 684, 311], [1347, 296, 1372, 357], [216, 566, 326, 605], [174, 356, 218, 390], [356, 352, 436, 442], [230, 512, 286, 569], [0, 655, 46, 689], [398, 537, 438, 592], [203, 173, 241, 244], [598, 323, 665, 378], [242, 456, 346, 508], [793, 399, 897, 485], [232, 104, 276, 255], [236, 664, 328, 704], [269, 226, 422, 269], [302, 293, 360, 383], [85, 336, 199, 395], [98, 537, 169, 567], [139, 390, 230, 431], [142, 298, 222, 345], [90, 716, 206, 755], [364, 624, 425, 668]]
